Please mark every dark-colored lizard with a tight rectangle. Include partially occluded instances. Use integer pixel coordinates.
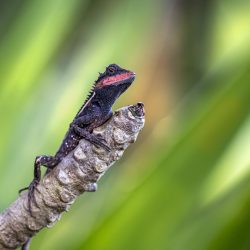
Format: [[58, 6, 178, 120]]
[[19, 63, 135, 213]]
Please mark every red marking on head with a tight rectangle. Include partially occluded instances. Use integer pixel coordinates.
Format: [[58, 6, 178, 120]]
[[96, 72, 135, 88]]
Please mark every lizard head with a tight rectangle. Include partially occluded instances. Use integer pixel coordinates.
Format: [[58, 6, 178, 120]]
[[94, 64, 136, 93]]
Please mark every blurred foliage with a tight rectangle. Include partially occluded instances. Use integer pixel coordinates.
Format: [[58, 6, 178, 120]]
[[0, 0, 250, 249]]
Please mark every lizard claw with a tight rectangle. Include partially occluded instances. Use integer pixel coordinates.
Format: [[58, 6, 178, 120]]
[[19, 186, 29, 195], [95, 140, 111, 152], [99, 142, 111, 152], [94, 135, 111, 152]]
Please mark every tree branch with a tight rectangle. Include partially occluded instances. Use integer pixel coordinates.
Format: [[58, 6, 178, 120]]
[[0, 103, 145, 250]]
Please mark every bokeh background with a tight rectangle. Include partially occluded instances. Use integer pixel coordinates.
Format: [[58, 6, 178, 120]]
[[1, 0, 250, 249]]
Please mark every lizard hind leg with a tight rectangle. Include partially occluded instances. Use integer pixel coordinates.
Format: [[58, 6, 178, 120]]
[[19, 155, 60, 213]]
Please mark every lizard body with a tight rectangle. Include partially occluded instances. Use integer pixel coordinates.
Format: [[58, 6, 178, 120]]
[[19, 64, 135, 213]]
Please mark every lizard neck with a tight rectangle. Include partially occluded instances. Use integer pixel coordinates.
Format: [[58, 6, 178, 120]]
[[94, 82, 131, 107], [94, 86, 121, 107]]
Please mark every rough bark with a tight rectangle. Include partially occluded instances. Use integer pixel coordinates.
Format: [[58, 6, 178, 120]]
[[0, 103, 145, 250]]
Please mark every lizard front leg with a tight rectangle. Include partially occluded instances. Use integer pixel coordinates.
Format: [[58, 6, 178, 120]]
[[19, 155, 60, 213], [72, 111, 112, 151], [71, 124, 111, 152]]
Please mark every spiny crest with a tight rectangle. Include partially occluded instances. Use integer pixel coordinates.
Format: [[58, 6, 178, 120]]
[[76, 84, 96, 116], [84, 86, 95, 103]]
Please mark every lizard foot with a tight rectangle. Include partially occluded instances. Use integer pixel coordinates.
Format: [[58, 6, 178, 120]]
[[27, 179, 39, 213], [94, 134, 111, 152], [72, 124, 111, 152], [19, 179, 39, 214]]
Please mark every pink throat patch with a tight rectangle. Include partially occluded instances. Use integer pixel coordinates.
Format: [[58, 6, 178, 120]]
[[101, 72, 133, 86]]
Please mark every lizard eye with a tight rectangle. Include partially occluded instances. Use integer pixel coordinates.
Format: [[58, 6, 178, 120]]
[[107, 66, 116, 74]]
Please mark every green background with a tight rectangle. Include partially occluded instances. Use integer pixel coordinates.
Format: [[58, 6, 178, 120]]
[[0, 0, 250, 249]]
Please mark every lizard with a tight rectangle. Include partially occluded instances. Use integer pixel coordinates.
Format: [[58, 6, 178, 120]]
[[19, 63, 135, 214]]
